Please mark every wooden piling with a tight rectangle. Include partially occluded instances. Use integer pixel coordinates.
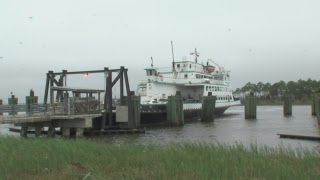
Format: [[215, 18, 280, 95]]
[[245, 95, 257, 119], [0, 99, 2, 115], [283, 94, 293, 116], [131, 96, 141, 128], [75, 128, 84, 137], [35, 126, 42, 137], [311, 94, 317, 116], [316, 95, 320, 124], [167, 91, 184, 126], [62, 128, 71, 137], [20, 125, 28, 137], [26, 90, 38, 115], [201, 95, 216, 122], [8, 95, 18, 115], [123, 95, 141, 129], [47, 126, 55, 138]]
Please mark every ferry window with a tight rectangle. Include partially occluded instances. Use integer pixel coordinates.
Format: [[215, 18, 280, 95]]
[[177, 64, 180, 68], [209, 86, 211, 91], [206, 86, 208, 91], [196, 74, 199, 79], [189, 64, 191, 68], [201, 75, 203, 78], [184, 74, 188, 78], [183, 64, 186, 67]]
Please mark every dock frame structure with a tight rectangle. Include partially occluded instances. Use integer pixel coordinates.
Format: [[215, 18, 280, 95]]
[[43, 66, 136, 129]]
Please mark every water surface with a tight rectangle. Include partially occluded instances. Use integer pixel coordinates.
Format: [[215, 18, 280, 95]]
[[95, 106, 320, 150], [1, 106, 319, 150]]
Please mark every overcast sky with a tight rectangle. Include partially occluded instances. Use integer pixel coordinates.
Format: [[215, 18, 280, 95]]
[[0, 0, 319, 101]]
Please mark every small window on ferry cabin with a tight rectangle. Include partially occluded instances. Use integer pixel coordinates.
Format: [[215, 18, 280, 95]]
[[189, 64, 191, 68], [184, 74, 188, 78], [177, 64, 180, 68], [196, 74, 199, 79], [206, 86, 208, 91]]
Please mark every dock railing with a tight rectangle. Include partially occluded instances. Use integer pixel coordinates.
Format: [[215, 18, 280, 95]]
[[0, 99, 104, 123]]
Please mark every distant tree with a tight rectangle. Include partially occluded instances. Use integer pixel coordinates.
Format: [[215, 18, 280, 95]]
[[256, 82, 264, 97], [239, 78, 320, 102]]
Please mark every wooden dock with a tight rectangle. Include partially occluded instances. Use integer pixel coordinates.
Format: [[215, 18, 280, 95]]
[[0, 114, 101, 124], [277, 133, 320, 141], [9, 127, 145, 135]]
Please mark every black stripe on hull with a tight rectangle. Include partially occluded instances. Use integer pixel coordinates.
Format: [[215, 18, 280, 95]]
[[140, 104, 229, 124]]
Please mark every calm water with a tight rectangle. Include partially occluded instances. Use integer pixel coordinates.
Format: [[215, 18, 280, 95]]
[[1, 106, 320, 150]]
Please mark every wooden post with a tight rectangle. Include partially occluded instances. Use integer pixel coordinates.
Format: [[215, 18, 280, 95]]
[[124, 69, 134, 128], [283, 94, 293, 116], [26, 89, 38, 115], [20, 125, 28, 137], [75, 128, 84, 137], [102, 67, 108, 130], [120, 66, 124, 105], [62, 128, 70, 137], [0, 99, 2, 115], [8, 94, 18, 115], [316, 95, 320, 124], [49, 73, 54, 104], [35, 126, 42, 137], [131, 95, 141, 128], [47, 126, 55, 138], [201, 95, 216, 122], [245, 94, 257, 119], [107, 71, 113, 127], [167, 91, 184, 126], [44, 71, 50, 104], [311, 94, 316, 116]]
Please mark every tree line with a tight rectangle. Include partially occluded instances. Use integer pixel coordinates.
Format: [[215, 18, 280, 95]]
[[234, 78, 320, 101]]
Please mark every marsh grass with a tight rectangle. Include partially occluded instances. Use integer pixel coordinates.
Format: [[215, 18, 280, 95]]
[[0, 137, 319, 179]]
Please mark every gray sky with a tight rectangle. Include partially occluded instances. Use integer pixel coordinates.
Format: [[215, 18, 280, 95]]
[[1, 0, 319, 102]]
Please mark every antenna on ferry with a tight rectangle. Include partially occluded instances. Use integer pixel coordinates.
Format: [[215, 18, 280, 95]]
[[190, 48, 199, 63], [151, 56, 153, 68], [171, 40, 175, 71]]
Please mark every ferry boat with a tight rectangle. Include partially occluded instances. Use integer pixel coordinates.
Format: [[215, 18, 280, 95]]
[[137, 48, 240, 122]]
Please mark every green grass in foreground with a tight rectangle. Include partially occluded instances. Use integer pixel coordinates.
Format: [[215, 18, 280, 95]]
[[0, 137, 319, 179]]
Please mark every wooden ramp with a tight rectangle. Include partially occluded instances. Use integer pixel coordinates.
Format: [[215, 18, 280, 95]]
[[277, 133, 320, 141]]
